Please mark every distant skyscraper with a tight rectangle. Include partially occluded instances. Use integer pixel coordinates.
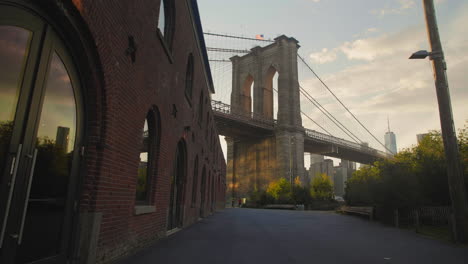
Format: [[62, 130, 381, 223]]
[[307, 154, 333, 184], [333, 160, 356, 197], [384, 118, 397, 155], [417, 133, 429, 144], [56, 126, 70, 153]]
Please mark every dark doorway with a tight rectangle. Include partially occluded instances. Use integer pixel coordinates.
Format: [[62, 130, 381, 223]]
[[199, 167, 207, 217], [0, 5, 83, 264], [167, 140, 187, 231]]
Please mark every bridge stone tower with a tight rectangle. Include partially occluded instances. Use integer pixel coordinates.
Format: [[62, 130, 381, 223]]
[[226, 35, 305, 202]]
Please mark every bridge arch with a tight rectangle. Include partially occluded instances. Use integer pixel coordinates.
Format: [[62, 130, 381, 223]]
[[241, 74, 254, 115], [263, 65, 279, 119]]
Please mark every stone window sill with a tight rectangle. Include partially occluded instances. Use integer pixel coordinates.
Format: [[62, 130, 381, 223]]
[[134, 205, 156, 215]]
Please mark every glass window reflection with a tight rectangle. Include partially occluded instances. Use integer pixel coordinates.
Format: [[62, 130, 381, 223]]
[[31, 51, 77, 200], [137, 119, 149, 202], [158, 0, 165, 36], [0, 26, 31, 175], [19, 51, 78, 262]]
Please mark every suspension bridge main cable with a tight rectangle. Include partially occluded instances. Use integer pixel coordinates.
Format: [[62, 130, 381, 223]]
[[299, 85, 362, 144], [300, 89, 360, 144], [271, 87, 332, 136], [298, 54, 391, 152], [204, 32, 275, 43]]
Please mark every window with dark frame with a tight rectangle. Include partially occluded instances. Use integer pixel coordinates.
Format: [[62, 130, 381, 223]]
[[185, 53, 194, 101], [198, 92, 204, 125], [136, 111, 160, 204], [136, 118, 150, 203], [157, 0, 175, 49], [191, 155, 199, 207]]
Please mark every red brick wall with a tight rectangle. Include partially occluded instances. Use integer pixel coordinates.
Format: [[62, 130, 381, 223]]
[[69, 0, 226, 262]]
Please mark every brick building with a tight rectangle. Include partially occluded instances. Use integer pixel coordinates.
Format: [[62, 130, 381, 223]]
[[0, 0, 226, 263]]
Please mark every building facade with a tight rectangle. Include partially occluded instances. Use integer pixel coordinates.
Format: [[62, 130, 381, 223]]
[[0, 1, 226, 263], [333, 160, 356, 197]]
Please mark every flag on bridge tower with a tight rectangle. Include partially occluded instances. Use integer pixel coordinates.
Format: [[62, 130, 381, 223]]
[[255, 34, 264, 40]]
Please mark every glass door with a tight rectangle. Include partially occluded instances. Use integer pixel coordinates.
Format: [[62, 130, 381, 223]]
[[0, 5, 82, 264]]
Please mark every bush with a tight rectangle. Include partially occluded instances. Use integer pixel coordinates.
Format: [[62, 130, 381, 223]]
[[310, 173, 334, 201], [267, 177, 293, 203], [345, 123, 468, 208]]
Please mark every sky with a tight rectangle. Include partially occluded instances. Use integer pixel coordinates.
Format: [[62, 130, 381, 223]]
[[198, 0, 468, 167]]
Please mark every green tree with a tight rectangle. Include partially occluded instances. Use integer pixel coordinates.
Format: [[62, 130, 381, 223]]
[[345, 165, 380, 205], [266, 177, 292, 203], [346, 121, 468, 208], [458, 121, 468, 194], [292, 176, 312, 205], [310, 173, 333, 201], [374, 150, 423, 209], [414, 131, 450, 205]]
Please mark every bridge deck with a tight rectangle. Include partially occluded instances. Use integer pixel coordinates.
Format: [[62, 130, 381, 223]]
[[211, 100, 391, 164]]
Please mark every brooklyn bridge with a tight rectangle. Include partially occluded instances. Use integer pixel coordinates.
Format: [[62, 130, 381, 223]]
[[203, 33, 392, 199]]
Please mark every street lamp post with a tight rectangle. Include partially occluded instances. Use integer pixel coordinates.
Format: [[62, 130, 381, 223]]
[[410, 0, 468, 243]]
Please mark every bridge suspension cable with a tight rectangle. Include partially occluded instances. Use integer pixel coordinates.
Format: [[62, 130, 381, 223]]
[[297, 54, 392, 153], [301, 110, 332, 136], [271, 87, 335, 137], [299, 85, 362, 144], [204, 32, 275, 43]]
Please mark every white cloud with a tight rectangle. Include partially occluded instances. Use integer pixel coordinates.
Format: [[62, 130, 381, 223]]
[[339, 27, 425, 61], [309, 48, 338, 64], [371, 0, 416, 17], [299, 6, 468, 151], [399, 0, 415, 9]]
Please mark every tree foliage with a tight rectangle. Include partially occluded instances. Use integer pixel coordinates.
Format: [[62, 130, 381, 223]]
[[310, 173, 334, 201], [345, 123, 468, 208], [266, 177, 292, 203], [250, 175, 332, 206]]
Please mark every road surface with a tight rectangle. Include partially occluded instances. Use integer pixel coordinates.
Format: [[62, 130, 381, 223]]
[[118, 208, 468, 264]]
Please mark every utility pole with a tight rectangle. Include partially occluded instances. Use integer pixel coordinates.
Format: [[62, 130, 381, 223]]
[[422, 0, 468, 243]]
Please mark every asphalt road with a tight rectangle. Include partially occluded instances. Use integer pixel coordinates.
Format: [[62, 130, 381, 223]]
[[118, 208, 468, 264]]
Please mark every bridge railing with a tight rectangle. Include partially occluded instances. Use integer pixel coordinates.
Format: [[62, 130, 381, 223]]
[[304, 128, 390, 158], [211, 100, 390, 159], [211, 100, 275, 127]]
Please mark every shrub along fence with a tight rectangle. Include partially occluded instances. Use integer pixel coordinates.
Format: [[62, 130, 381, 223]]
[[374, 206, 458, 241], [375, 206, 451, 226]]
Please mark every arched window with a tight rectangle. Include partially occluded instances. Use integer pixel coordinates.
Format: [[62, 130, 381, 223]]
[[191, 155, 199, 207], [185, 53, 194, 101], [136, 117, 150, 202], [157, 0, 175, 49], [198, 92, 203, 125], [135, 109, 160, 206]]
